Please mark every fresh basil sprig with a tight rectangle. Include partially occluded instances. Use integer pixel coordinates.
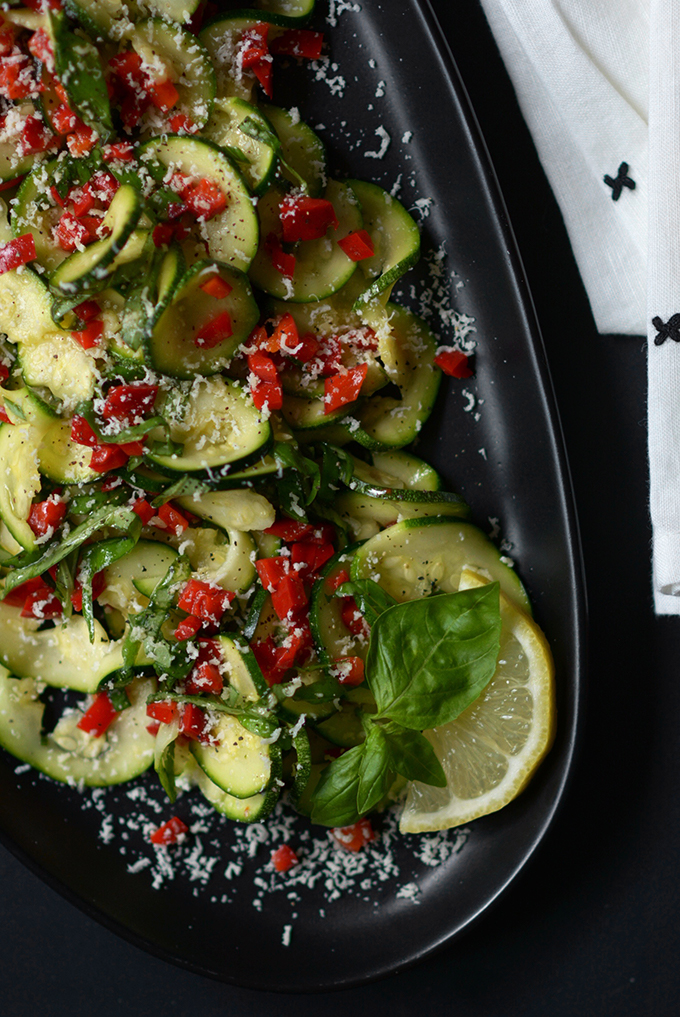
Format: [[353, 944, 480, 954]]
[[310, 584, 502, 826]]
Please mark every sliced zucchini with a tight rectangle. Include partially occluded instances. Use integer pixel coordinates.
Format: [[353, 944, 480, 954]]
[[50, 184, 143, 295], [253, 0, 316, 20], [195, 764, 279, 822], [262, 103, 327, 197], [191, 713, 278, 798], [158, 525, 257, 593], [101, 540, 179, 611], [12, 158, 66, 272], [64, 0, 201, 39], [203, 97, 278, 195], [148, 376, 272, 474], [336, 490, 469, 541], [130, 18, 216, 131], [281, 392, 361, 432], [145, 260, 259, 378], [315, 704, 366, 748], [38, 418, 99, 485], [0, 265, 64, 344], [309, 546, 369, 666], [351, 517, 531, 613], [140, 136, 259, 272], [218, 634, 268, 701], [0, 606, 129, 693], [199, 13, 288, 101], [0, 421, 42, 551], [368, 450, 444, 492], [18, 333, 99, 406], [0, 102, 47, 184], [0, 670, 156, 787], [347, 179, 420, 310], [175, 488, 275, 532], [249, 180, 361, 302]]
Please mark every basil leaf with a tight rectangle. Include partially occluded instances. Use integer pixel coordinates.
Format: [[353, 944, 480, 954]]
[[380, 722, 446, 787], [366, 585, 502, 729], [155, 736, 177, 803], [310, 744, 365, 827], [239, 115, 280, 151], [78, 531, 140, 640], [318, 443, 354, 500], [356, 725, 394, 814], [335, 579, 396, 626], [50, 11, 112, 140]]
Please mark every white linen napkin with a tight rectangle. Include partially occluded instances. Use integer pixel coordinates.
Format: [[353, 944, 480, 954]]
[[477, 0, 680, 614]]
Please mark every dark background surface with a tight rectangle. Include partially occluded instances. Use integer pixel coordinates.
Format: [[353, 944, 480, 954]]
[[0, 1, 676, 1014]]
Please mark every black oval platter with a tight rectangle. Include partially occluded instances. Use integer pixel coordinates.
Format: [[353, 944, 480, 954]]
[[0, 0, 585, 993]]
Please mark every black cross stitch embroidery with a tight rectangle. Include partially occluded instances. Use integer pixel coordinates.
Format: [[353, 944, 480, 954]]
[[652, 314, 680, 346], [604, 162, 635, 201]]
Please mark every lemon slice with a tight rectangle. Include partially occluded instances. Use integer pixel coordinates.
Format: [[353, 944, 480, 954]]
[[399, 569, 555, 833]]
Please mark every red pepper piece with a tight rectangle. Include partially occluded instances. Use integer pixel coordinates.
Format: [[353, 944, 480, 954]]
[[168, 112, 198, 134], [177, 579, 234, 624], [332, 656, 365, 686], [66, 124, 97, 157], [51, 102, 80, 135], [250, 375, 283, 411], [24, 0, 63, 12], [0, 22, 15, 57], [101, 382, 158, 423], [20, 115, 56, 155], [316, 338, 342, 377], [132, 497, 155, 525], [152, 222, 175, 247], [72, 318, 104, 349], [185, 660, 223, 695], [255, 556, 289, 591], [174, 614, 202, 641], [340, 599, 369, 638], [0, 233, 36, 275], [155, 501, 188, 535], [279, 196, 338, 243], [22, 586, 62, 619], [70, 414, 98, 447], [179, 702, 211, 743], [74, 299, 100, 322], [103, 141, 134, 162], [251, 56, 273, 98], [271, 571, 308, 621], [148, 77, 179, 111], [89, 444, 129, 473], [331, 818, 375, 851], [288, 332, 320, 363], [150, 815, 188, 846], [108, 50, 146, 89], [268, 312, 299, 354], [50, 184, 68, 208], [291, 540, 334, 578], [434, 349, 473, 378], [265, 232, 295, 278], [271, 844, 299, 872], [183, 177, 226, 221], [70, 570, 106, 613], [27, 496, 66, 537], [55, 211, 99, 252], [326, 567, 350, 594], [324, 364, 368, 414], [0, 56, 39, 100], [270, 29, 324, 60], [77, 691, 118, 737], [241, 23, 269, 68], [337, 228, 375, 261], [247, 350, 279, 383], [199, 273, 232, 299], [0, 175, 24, 193], [195, 310, 232, 349], [146, 700, 179, 725], [3, 576, 49, 608], [264, 519, 313, 542]]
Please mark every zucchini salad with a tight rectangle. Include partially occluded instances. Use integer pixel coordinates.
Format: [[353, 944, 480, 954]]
[[0, 0, 555, 853]]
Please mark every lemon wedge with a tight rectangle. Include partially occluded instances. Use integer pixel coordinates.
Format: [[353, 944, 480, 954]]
[[399, 569, 555, 833]]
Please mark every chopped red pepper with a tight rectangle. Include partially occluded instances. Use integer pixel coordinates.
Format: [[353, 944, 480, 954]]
[[72, 318, 104, 349], [326, 567, 350, 594], [182, 177, 226, 221], [155, 501, 188, 535], [51, 102, 79, 135], [77, 691, 118, 737], [0, 175, 25, 192], [132, 497, 155, 525], [288, 332, 320, 363], [279, 195, 338, 243], [247, 350, 279, 383], [3, 576, 50, 608], [264, 519, 313, 542], [199, 273, 232, 299], [340, 599, 370, 638], [0, 56, 39, 100], [291, 540, 334, 577], [251, 626, 309, 686], [337, 229, 375, 261], [55, 211, 99, 252], [185, 660, 223, 695], [70, 570, 106, 613], [148, 77, 179, 112], [21, 585, 62, 619], [255, 556, 289, 592], [324, 364, 368, 414], [152, 222, 175, 247], [434, 349, 473, 378], [174, 614, 202, 642], [271, 844, 299, 872], [109, 50, 146, 89], [0, 233, 36, 275], [177, 579, 234, 624], [271, 571, 308, 620], [146, 700, 179, 725], [270, 29, 324, 60], [265, 232, 295, 278], [150, 815, 188, 846], [66, 124, 97, 157], [250, 375, 283, 411], [27, 496, 66, 537], [178, 702, 211, 743], [195, 310, 232, 349], [332, 656, 365, 686], [168, 112, 198, 134], [101, 383, 158, 423], [74, 299, 101, 322], [70, 414, 98, 447], [331, 818, 375, 852], [102, 141, 135, 162], [89, 444, 130, 473], [20, 115, 56, 155], [241, 23, 269, 68]]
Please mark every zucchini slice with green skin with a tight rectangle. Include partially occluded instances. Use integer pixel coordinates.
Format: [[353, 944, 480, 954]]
[[145, 260, 259, 378], [199, 13, 289, 101], [130, 18, 216, 131], [249, 180, 361, 302], [50, 184, 143, 295], [347, 179, 421, 310], [12, 158, 66, 272], [368, 450, 444, 492], [348, 454, 453, 500], [315, 704, 366, 748], [148, 375, 272, 474], [175, 488, 275, 533], [0, 606, 129, 693], [195, 764, 280, 822], [191, 713, 279, 799], [253, 0, 316, 21], [64, 0, 201, 39], [0, 671, 157, 787], [101, 540, 179, 611], [0, 421, 42, 551], [281, 392, 362, 432], [203, 97, 278, 195], [262, 103, 327, 197], [351, 517, 532, 613], [154, 525, 258, 593], [309, 545, 369, 666], [336, 490, 470, 541], [217, 634, 268, 701], [38, 418, 100, 485], [18, 333, 99, 405], [140, 136, 259, 272]]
